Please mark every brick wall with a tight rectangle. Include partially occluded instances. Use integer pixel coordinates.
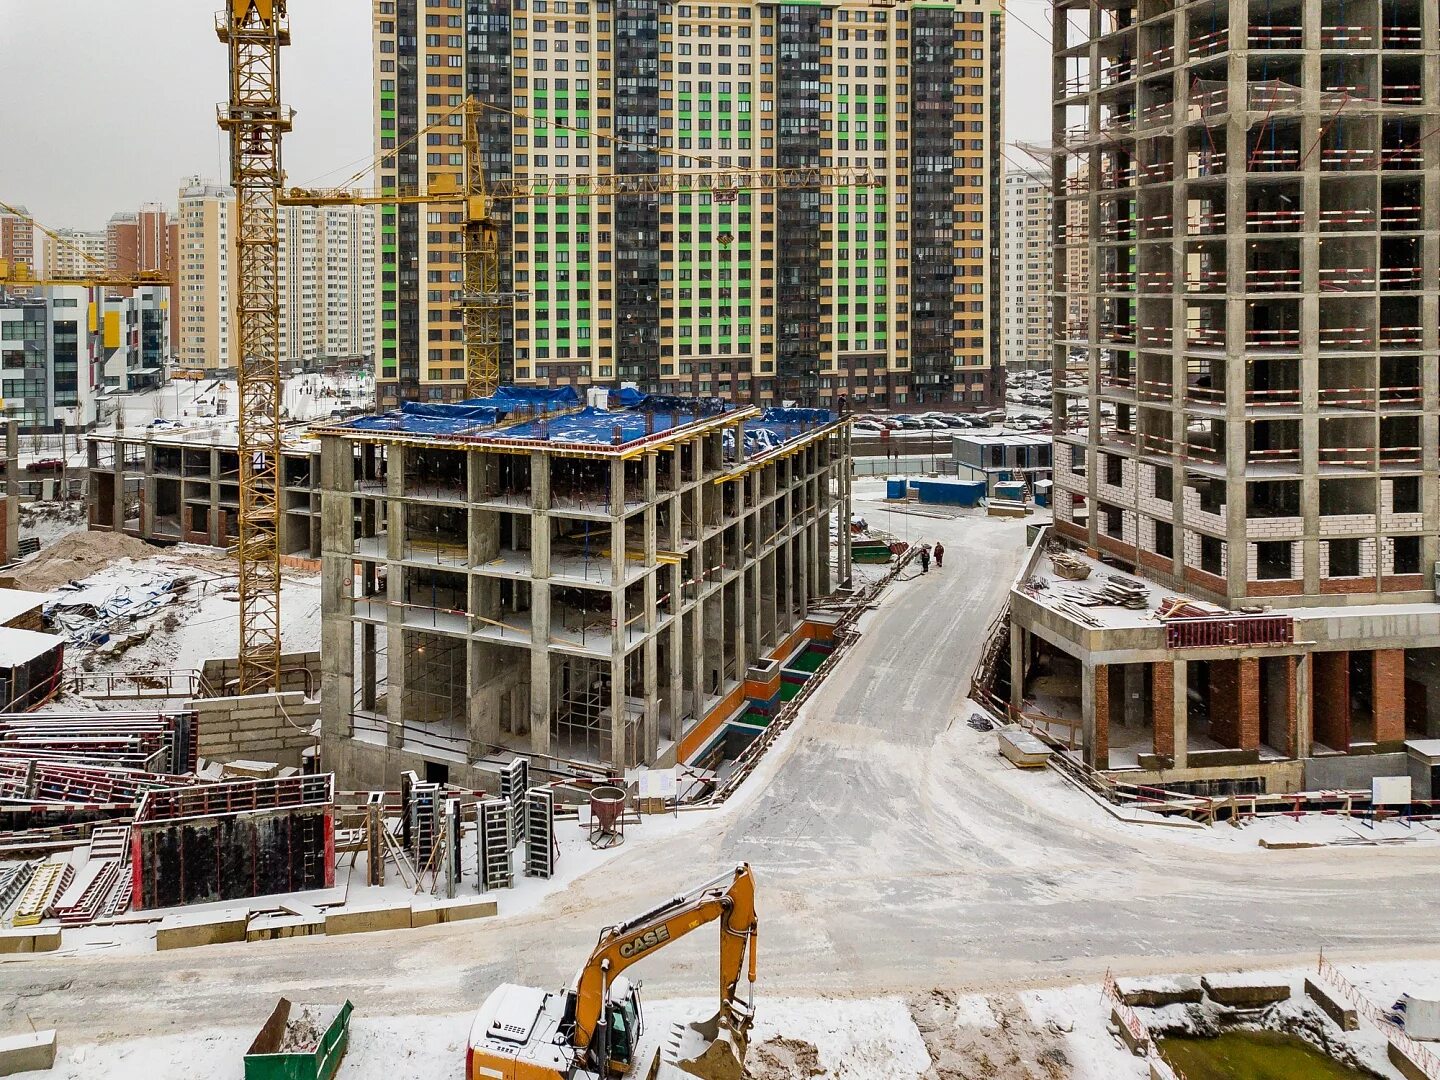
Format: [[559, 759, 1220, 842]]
[[1373, 649, 1406, 746], [1208, 659, 1259, 750], [1182, 486, 1225, 536], [1379, 480, 1423, 533], [1246, 516, 1304, 541], [1137, 463, 1172, 519], [192, 690, 320, 768], [1316, 514, 1376, 537], [1152, 661, 1175, 759], [1091, 663, 1110, 769], [1312, 651, 1350, 751], [201, 650, 321, 697]]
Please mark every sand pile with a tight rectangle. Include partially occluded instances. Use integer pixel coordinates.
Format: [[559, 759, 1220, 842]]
[[7, 530, 159, 592]]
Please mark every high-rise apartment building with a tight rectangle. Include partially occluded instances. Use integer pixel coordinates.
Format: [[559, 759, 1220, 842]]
[[44, 229, 107, 279], [176, 178, 238, 372], [278, 205, 379, 370], [1004, 0, 1440, 792], [107, 205, 180, 353], [1002, 167, 1052, 370], [177, 180, 376, 375], [0, 207, 38, 297], [373, 0, 1004, 410]]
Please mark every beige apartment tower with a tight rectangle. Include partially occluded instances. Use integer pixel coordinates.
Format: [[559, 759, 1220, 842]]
[[176, 178, 238, 372]]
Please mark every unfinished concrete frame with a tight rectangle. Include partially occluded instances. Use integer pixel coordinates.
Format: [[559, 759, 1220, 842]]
[[88, 430, 320, 557], [1051, 0, 1440, 605], [318, 414, 851, 785]]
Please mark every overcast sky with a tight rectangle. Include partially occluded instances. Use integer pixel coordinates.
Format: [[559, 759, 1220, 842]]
[[0, 0, 1052, 231]]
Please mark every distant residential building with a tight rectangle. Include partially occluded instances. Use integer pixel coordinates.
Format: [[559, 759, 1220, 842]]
[[0, 208, 38, 297], [107, 205, 179, 355], [177, 179, 376, 376], [0, 287, 99, 429], [278, 204, 377, 370], [176, 178, 238, 373], [97, 286, 170, 394], [1002, 168, 1052, 371], [44, 229, 107, 280]]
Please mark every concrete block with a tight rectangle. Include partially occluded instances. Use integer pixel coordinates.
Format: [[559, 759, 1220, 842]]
[[245, 913, 324, 941], [0, 1030, 57, 1075], [1201, 974, 1291, 1009], [1390, 1041, 1431, 1080], [0, 928, 61, 954], [1110, 1008, 1149, 1056], [156, 909, 249, 950], [324, 902, 412, 936], [1305, 978, 1358, 1032], [411, 897, 498, 926], [1116, 976, 1203, 1008], [0, 933, 61, 956]]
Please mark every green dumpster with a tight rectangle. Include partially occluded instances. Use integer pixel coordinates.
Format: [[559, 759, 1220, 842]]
[[244, 998, 353, 1080]]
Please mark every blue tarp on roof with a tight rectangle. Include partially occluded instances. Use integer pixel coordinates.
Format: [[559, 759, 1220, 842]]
[[499, 406, 690, 444], [342, 400, 502, 435], [492, 385, 580, 405]]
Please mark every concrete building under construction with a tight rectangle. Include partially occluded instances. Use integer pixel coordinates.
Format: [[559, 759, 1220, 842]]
[[1008, 0, 1440, 794], [316, 391, 851, 787]]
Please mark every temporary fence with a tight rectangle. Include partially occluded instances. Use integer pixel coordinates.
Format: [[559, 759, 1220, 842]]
[[1101, 971, 1188, 1080], [1316, 953, 1440, 1080]]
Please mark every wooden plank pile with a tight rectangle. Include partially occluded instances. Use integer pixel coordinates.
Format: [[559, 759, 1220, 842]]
[[1055, 574, 1151, 611], [1049, 550, 1092, 580]]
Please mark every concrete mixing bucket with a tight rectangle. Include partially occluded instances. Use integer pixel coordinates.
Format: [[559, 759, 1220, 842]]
[[590, 785, 626, 832]]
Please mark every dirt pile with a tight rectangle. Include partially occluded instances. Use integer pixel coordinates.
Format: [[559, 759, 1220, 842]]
[[7, 531, 159, 592], [747, 1037, 823, 1078], [910, 992, 1072, 1080]]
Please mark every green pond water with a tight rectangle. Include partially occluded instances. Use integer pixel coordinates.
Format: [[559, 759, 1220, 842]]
[[1158, 1031, 1377, 1080]]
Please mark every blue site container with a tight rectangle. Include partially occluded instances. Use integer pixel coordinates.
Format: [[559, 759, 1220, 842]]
[[913, 479, 985, 507], [994, 480, 1026, 502], [886, 479, 907, 500]]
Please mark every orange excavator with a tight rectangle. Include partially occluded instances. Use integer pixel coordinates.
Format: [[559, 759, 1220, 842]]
[[467, 864, 758, 1080]]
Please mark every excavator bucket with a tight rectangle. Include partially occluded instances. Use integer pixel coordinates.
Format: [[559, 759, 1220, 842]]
[[648, 1009, 751, 1080]]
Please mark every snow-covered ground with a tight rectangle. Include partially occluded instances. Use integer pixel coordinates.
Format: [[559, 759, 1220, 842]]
[[22, 962, 1440, 1080]]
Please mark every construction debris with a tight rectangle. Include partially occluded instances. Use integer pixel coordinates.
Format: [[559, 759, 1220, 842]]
[[1054, 574, 1150, 611], [1048, 548, 1091, 580]]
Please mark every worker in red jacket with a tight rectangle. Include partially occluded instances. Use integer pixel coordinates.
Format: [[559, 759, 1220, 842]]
[[933, 542, 945, 569]]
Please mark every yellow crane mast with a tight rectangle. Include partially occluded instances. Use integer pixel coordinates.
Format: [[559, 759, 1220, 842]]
[[216, 0, 291, 693]]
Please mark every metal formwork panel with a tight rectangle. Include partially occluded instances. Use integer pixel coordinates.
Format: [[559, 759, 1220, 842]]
[[477, 798, 513, 892], [499, 758, 528, 847], [524, 787, 555, 879]]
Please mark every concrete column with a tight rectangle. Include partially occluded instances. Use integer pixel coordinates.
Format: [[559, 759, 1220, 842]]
[[110, 434, 124, 531], [1294, 653, 1313, 759], [319, 435, 356, 743], [796, 513, 810, 622], [1009, 626, 1026, 715], [1122, 663, 1145, 729], [209, 446, 223, 546], [529, 451, 552, 755]]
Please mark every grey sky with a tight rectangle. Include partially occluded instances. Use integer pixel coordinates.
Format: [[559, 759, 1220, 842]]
[[0, 0, 1052, 232]]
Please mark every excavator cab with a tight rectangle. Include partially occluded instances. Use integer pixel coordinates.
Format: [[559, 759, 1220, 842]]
[[597, 976, 644, 1074]]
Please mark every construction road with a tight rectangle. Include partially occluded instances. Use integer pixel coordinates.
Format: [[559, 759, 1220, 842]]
[[7, 493, 1440, 1044]]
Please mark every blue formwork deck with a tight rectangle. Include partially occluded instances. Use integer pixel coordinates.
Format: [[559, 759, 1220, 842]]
[[327, 389, 837, 456]]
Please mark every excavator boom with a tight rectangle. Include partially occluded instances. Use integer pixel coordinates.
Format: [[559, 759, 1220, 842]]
[[573, 863, 758, 1054]]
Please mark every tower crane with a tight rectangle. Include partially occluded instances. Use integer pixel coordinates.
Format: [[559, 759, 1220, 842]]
[[217, 0, 291, 693]]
